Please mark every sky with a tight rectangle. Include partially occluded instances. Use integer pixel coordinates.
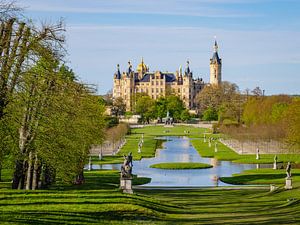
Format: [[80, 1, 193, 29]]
[[20, 0, 300, 95]]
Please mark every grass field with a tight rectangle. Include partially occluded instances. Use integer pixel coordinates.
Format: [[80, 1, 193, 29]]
[[220, 168, 300, 186], [1, 125, 300, 224], [1, 169, 300, 224], [191, 138, 300, 164]]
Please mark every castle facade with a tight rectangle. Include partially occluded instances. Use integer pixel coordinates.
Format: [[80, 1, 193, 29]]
[[113, 41, 222, 111]]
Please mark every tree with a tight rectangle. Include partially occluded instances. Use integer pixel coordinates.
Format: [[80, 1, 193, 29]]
[[0, 18, 65, 121], [202, 107, 218, 121], [111, 97, 126, 116], [251, 86, 263, 97], [166, 95, 185, 121], [180, 109, 191, 122], [0, 0, 22, 20], [282, 98, 300, 152], [196, 81, 241, 122], [136, 95, 155, 123]]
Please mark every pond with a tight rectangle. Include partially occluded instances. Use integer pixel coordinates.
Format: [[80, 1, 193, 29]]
[[97, 136, 257, 187]]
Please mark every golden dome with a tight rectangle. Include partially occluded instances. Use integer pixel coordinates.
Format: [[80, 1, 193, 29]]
[[136, 58, 148, 73]]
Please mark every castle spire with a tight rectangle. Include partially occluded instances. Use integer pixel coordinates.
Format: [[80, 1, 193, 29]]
[[185, 60, 191, 76], [214, 39, 218, 53], [127, 60, 133, 75], [114, 64, 121, 79]]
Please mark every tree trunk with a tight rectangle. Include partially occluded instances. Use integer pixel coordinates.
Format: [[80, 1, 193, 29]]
[[25, 151, 33, 190], [12, 160, 23, 189], [32, 153, 39, 190]]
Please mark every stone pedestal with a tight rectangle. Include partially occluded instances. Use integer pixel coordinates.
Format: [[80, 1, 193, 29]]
[[120, 178, 133, 194], [270, 184, 278, 192], [285, 178, 292, 190], [273, 162, 277, 170]]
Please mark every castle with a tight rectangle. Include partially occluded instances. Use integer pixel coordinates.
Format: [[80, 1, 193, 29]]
[[113, 41, 222, 111]]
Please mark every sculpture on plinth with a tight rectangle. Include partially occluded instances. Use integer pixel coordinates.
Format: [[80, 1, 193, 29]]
[[120, 152, 134, 194], [285, 161, 292, 190], [273, 155, 278, 170], [121, 152, 133, 178], [286, 161, 291, 178]]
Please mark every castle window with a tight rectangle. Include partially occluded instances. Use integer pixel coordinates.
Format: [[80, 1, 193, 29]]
[[152, 81, 154, 85], [160, 81, 163, 85], [156, 88, 159, 93], [152, 88, 154, 93], [156, 81, 159, 86]]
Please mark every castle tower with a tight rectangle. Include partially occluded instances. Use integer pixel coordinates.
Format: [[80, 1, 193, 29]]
[[210, 40, 222, 85]]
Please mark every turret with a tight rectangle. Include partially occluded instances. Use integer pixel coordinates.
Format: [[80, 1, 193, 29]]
[[210, 40, 222, 85], [127, 61, 133, 76], [114, 64, 121, 79], [184, 60, 192, 77]]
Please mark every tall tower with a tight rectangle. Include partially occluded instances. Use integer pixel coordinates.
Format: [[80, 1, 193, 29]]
[[210, 40, 222, 85]]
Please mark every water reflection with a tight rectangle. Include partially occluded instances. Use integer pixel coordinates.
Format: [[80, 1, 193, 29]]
[[98, 136, 257, 187]]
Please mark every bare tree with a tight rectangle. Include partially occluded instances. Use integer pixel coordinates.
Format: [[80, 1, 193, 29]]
[[0, 0, 22, 21]]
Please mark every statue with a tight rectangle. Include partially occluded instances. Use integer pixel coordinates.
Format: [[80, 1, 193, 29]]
[[286, 162, 291, 178], [273, 155, 278, 169], [256, 148, 260, 160], [121, 152, 133, 178]]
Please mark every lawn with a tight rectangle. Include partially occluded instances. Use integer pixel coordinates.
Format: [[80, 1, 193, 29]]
[[2, 125, 300, 224], [191, 138, 300, 164], [1, 169, 300, 224], [220, 168, 300, 186]]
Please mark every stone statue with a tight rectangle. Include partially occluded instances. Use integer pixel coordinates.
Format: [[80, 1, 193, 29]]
[[286, 162, 291, 178], [256, 148, 260, 160], [273, 155, 278, 169], [121, 152, 133, 178]]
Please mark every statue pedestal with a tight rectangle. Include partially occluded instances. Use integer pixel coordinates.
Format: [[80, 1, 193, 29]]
[[273, 162, 277, 170], [285, 178, 292, 190], [120, 178, 133, 194]]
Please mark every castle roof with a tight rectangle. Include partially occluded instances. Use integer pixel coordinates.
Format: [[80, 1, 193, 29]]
[[211, 52, 221, 64], [137, 72, 176, 83], [211, 40, 221, 64]]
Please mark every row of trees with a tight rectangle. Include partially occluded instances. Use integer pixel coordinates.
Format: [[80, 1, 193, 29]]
[[0, 4, 106, 189], [111, 94, 191, 123]]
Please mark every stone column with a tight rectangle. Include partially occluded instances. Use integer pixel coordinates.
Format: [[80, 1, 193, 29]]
[[120, 178, 133, 194], [285, 178, 292, 190]]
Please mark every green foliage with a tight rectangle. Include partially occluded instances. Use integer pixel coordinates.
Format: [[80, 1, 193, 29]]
[[180, 109, 191, 122], [111, 97, 126, 116], [104, 116, 119, 128], [202, 107, 218, 121], [150, 162, 212, 169], [136, 95, 156, 123], [166, 95, 185, 120], [242, 95, 291, 126]]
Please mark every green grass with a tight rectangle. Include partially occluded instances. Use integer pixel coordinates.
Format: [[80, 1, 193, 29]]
[[150, 162, 213, 170], [2, 125, 300, 223], [1, 169, 300, 224], [116, 125, 206, 161], [220, 168, 300, 186], [191, 138, 300, 164]]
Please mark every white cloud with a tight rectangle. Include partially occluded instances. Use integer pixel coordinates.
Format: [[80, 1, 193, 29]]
[[21, 0, 259, 18]]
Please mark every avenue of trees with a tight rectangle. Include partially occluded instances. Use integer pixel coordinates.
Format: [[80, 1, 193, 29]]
[[0, 3, 106, 189], [196, 82, 299, 152], [110, 93, 191, 123]]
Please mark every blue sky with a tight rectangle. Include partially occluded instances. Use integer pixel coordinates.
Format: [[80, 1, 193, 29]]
[[20, 0, 300, 95]]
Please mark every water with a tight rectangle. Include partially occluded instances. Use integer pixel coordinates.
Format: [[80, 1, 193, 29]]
[[95, 136, 256, 187]]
